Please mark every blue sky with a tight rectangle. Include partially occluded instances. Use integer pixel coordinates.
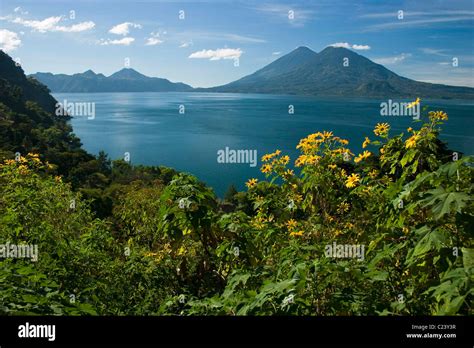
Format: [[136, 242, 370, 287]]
[[0, 0, 473, 87]]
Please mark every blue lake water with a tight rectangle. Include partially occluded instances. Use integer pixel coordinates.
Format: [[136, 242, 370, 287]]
[[54, 92, 474, 197]]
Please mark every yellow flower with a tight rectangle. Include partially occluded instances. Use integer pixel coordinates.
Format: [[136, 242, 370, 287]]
[[296, 139, 311, 151], [337, 202, 350, 214], [295, 155, 307, 167], [286, 219, 298, 230], [290, 230, 304, 237], [177, 246, 186, 256], [339, 138, 349, 145], [306, 155, 321, 164], [368, 169, 379, 179], [293, 194, 303, 203], [4, 159, 16, 165], [54, 176, 62, 183], [362, 137, 370, 149], [261, 154, 273, 162], [322, 131, 333, 139], [374, 123, 390, 136], [246, 178, 258, 188], [275, 149, 281, 155], [345, 173, 360, 188], [283, 169, 294, 178], [429, 111, 448, 121], [328, 164, 337, 170], [280, 155, 290, 165], [340, 169, 347, 177], [261, 164, 272, 173], [18, 164, 29, 175], [405, 134, 421, 149], [354, 150, 372, 163], [407, 127, 413, 132], [334, 229, 343, 237], [406, 97, 420, 109], [251, 216, 267, 229], [313, 132, 323, 138], [255, 195, 264, 203]]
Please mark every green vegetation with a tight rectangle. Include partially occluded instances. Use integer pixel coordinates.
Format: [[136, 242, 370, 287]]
[[0, 51, 472, 316]]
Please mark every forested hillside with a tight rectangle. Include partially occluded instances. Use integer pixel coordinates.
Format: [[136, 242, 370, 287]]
[[0, 51, 472, 315]]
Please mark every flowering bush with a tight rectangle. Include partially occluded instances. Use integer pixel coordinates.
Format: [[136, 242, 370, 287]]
[[1, 109, 472, 315]]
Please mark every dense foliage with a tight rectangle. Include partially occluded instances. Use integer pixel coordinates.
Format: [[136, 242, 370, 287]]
[[1, 114, 472, 315], [0, 52, 472, 315]]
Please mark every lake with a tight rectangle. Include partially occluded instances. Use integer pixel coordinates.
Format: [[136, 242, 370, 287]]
[[54, 92, 474, 197]]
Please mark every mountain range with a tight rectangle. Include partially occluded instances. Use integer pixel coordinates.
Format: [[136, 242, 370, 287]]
[[31, 68, 192, 93], [30, 46, 474, 99]]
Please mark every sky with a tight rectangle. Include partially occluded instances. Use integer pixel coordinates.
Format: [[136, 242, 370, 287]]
[[0, 0, 473, 88]]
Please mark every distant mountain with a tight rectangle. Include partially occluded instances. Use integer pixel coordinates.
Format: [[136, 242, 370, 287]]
[[206, 46, 474, 99], [30, 68, 193, 93]]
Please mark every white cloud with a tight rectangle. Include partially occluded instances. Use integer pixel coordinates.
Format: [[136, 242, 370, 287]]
[[189, 48, 242, 60], [0, 29, 21, 52], [109, 22, 142, 36], [419, 48, 449, 57], [12, 16, 62, 32], [14, 7, 28, 15], [5, 15, 95, 33], [145, 31, 164, 46], [373, 53, 412, 65], [55, 21, 95, 33], [272, 51, 281, 55], [351, 44, 371, 50], [330, 42, 371, 50], [179, 41, 193, 48], [145, 37, 163, 46], [99, 37, 135, 46]]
